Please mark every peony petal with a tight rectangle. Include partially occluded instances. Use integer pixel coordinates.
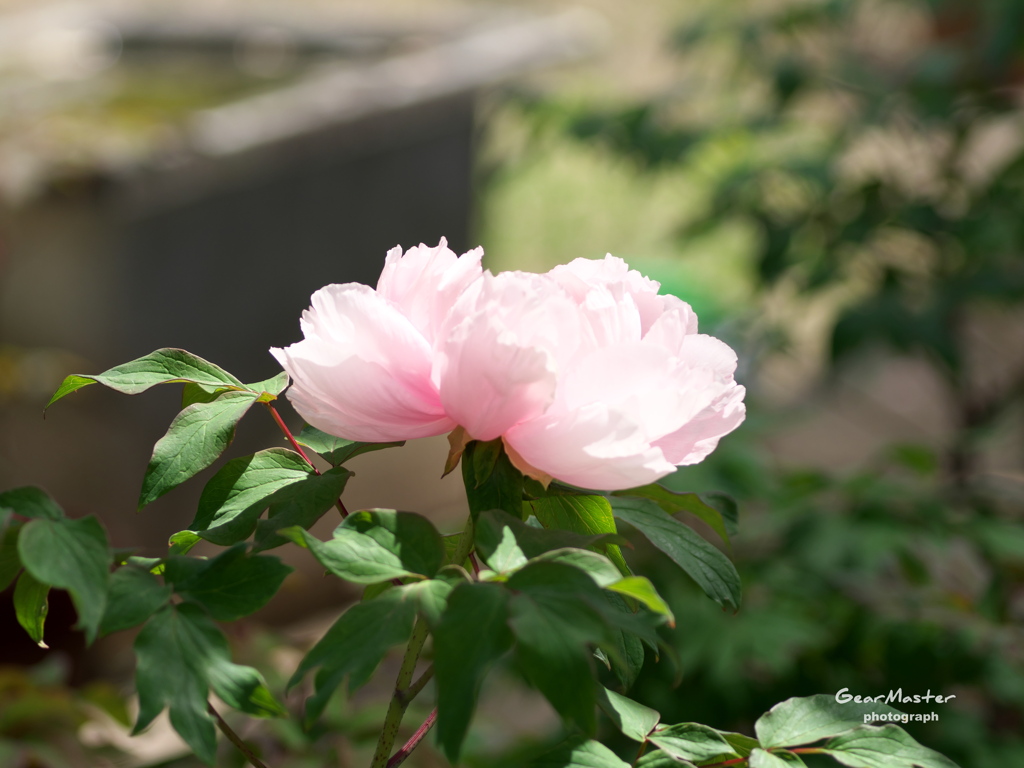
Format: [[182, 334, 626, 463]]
[[548, 254, 668, 335], [437, 271, 581, 441], [376, 238, 483, 346], [272, 284, 453, 442], [505, 402, 676, 491]]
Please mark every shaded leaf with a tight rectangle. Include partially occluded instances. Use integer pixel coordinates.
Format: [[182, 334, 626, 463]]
[[290, 586, 420, 725], [18, 515, 110, 643], [597, 687, 660, 741], [435, 582, 514, 762], [722, 731, 761, 758], [463, 439, 523, 520], [100, 566, 172, 635], [607, 576, 674, 624], [0, 486, 64, 520], [528, 737, 631, 768], [532, 548, 622, 586], [0, 524, 22, 591], [340, 509, 445, 577], [476, 509, 622, 563], [611, 497, 741, 610], [14, 570, 49, 647], [134, 603, 284, 765], [295, 425, 404, 466], [167, 545, 292, 621], [614, 484, 735, 544]]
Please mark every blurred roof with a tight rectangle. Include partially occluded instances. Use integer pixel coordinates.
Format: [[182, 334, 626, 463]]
[[0, 1, 603, 204]]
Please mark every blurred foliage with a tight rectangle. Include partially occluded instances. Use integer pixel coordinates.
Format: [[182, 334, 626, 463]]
[[0, 658, 130, 768], [494, 1, 1024, 767], [515, 0, 1024, 481], [628, 439, 1024, 768]]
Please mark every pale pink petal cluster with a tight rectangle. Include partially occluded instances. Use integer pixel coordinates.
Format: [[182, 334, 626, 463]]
[[272, 240, 745, 491]]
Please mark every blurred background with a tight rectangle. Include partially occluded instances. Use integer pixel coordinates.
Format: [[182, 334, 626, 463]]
[[2, 0, 1023, 767]]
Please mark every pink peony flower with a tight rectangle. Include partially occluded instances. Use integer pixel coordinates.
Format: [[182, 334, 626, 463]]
[[274, 244, 745, 490], [271, 239, 482, 442]]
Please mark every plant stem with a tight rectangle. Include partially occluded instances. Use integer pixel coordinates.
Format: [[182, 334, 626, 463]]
[[700, 757, 746, 767], [398, 664, 435, 706], [262, 402, 349, 518], [632, 740, 648, 766], [370, 619, 431, 768], [450, 514, 475, 569], [701, 747, 827, 768], [208, 703, 270, 768], [386, 708, 438, 768]]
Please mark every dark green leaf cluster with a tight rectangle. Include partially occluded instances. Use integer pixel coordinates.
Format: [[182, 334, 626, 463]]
[[530, 694, 960, 768], [30, 347, 966, 768]]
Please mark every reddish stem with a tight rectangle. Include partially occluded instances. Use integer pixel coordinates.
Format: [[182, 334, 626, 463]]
[[469, 551, 482, 575], [263, 402, 349, 518], [386, 708, 437, 768], [702, 747, 826, 768]]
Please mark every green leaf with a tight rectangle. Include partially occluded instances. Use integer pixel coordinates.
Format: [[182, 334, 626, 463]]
[[475, 509, 623, 562], [749, 749, 807, 767], [721, 731, 761, 758], [295, 425, 404, 466], [532, 548, 622, 586], [181, 383, 230, 408], [755, 695, 904, 749], [611, 497, 741, 610], [139, 391, 260, 509], [18, 515, 111, 643], [528, 737, 631, 768], [435, 582, 514, 763], [252, 467, 350, 552], [0, 524, 22, 591], [597, 687, 660, 741], [649, 723, 738, 763], [528, 492, 630, 575], [100, 566, 172, 635], [822, 725, 961, 768], [484, 524, 529, 572], [614, 484, 735, 545], [0, 486, 64, 519], [166, 545, 292, 621], [169, 530, 201, 555], [508, 562, 632, 734], [14, 570, 50, 647], [134, 603, 284, 764], [340, 509, 445, 577], [284, 525, 422, 584], [247, 371, 290, 398], [606, 576, 675, 624], [190, 448, 314, 545], [47, 348, 244, 409], [603, 592, 646, 690], [403, 577, 454, 628], [290, 586, 420, 725], [635, 750, 696, 768], [463, 439, 524, 520]]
